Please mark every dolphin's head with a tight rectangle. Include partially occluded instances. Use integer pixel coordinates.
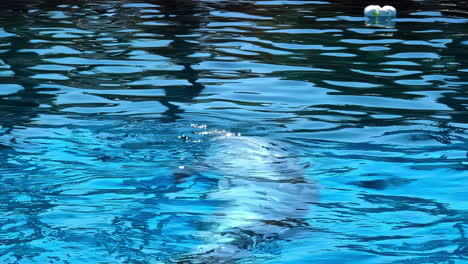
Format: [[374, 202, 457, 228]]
[[203, 135, 306, 181]]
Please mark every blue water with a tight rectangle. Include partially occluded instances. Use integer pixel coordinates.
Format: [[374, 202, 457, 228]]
[[0, 0, 467, 263]]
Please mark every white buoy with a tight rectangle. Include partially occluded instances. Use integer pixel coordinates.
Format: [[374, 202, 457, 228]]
[[364, 5, 396, 17], [381, 5, 397, 16], [364, 5, 380, 16]]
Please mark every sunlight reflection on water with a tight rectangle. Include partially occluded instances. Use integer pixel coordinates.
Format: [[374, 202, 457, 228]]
[[0, 0, 466, 263]]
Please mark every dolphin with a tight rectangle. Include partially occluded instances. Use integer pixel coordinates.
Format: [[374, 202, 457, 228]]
[[174, 134, 317, 263]]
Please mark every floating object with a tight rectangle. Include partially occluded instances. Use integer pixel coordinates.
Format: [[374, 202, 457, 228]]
[[365, 16, 396, 28], [364, 5, 396, 28], [364, 5, 397, 17]]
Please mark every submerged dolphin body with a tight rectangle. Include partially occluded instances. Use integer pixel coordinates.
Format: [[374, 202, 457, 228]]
[[176, 135, 317, 263]]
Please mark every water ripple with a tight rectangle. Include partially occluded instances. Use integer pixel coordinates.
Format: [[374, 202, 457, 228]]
[[0, 0, 466, 263]]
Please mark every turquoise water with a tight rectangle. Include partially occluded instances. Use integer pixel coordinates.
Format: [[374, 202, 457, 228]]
[[0, 0, 467, 263]]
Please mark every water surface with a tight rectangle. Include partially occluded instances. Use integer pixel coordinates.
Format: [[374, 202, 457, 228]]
[[0, 0, 467, 263]]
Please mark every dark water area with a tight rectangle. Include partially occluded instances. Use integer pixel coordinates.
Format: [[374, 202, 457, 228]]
[[0, 0, 467, 263]]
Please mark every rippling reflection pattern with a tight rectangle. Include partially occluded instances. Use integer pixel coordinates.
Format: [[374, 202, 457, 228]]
[[0, 0, 467, 263]]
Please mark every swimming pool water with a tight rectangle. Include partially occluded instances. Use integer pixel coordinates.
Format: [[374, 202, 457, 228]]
[[0, 0, 466, 263]]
